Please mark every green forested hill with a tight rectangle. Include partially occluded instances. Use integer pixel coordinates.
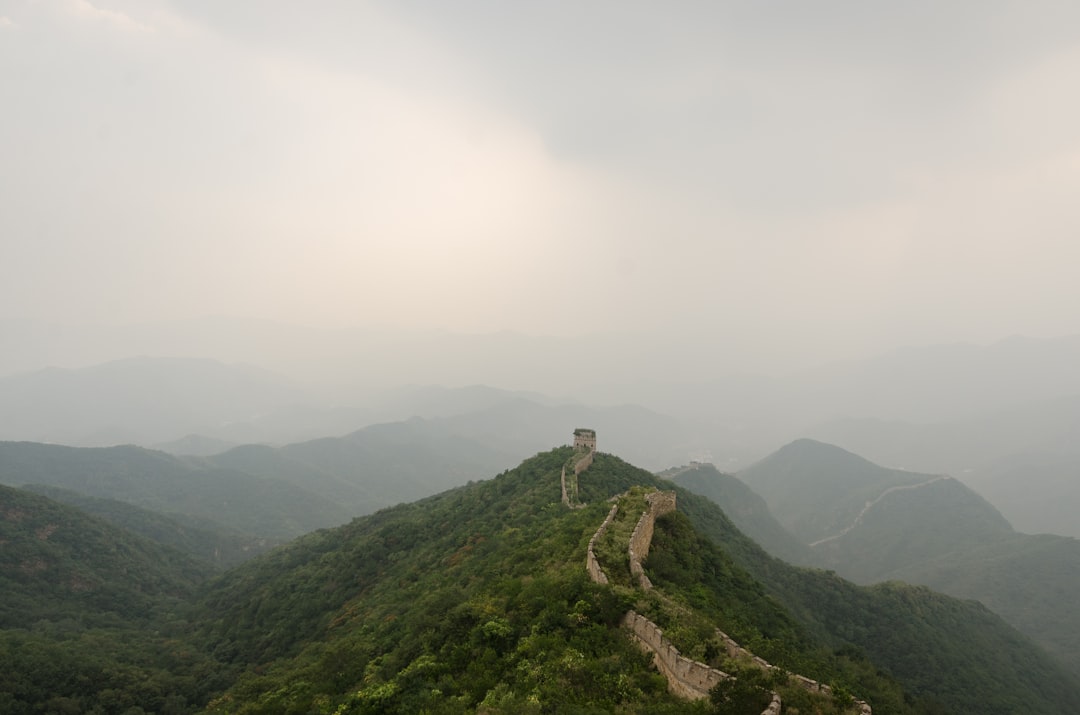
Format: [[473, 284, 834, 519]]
[[4, 445, 1078, 714], [205, 418, 520, 515], [196, 448, 699, 714], [808, 477, 1014, 581], [0, 441, 352, 539], [736, 439, 936, 543], [879, 532, 1080, 674], [0, 484, 211, 626], [735, 439, 1080, 678], [671, 480, 1080, 714], [194, 448, 1080, 714], [20, 484, 275, 569], [664, 462, 814, 566], [0, 484, 227, 714]]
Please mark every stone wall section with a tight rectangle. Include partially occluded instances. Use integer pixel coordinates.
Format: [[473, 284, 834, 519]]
[[562, 451, 594, 508], [586, 504, 619, 585], [628, 491, 677, 590], [762, 693, 782, 714], [622, 610, 730, 701], [584, 487, 872, 714]]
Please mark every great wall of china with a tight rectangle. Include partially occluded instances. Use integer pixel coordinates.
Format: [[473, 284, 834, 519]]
[[572, 429, 871, 715]]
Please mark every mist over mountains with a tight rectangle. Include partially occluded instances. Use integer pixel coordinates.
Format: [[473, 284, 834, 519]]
[[9, 2, 1080, 711], [4, 322, 1080, 712], [3, 326, 1078, 536]]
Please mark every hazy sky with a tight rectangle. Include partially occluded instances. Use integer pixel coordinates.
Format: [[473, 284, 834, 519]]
[[4, 1, 1080, 369]]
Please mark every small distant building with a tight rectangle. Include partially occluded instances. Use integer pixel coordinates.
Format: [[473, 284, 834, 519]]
[[573, 428, 597, 452]]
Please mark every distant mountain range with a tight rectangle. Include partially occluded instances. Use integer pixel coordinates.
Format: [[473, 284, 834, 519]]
[[0, 356, 690, 469], [4, 331, 1080, 538], [803, 397, 1080, 537], [0, 441, 352, 541], [726, 438, 1080, 677]]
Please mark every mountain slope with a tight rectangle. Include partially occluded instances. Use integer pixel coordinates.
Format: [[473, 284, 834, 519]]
[[802, 394, 1080, 538], [206, 419, 521, 514], [0, 441, 351, 540], [0, 484, 229, 714], [662, 462, 814, 566], [675, 490, 1080, 715], [194, 448, 1080, 714], [809, 476, 1013, 580], [20, 484, 275, 569], [197, 449, 703, 713], [737, 439, 932, 543], [0, 483, 210, 626], [739, 439, 1080, 677]]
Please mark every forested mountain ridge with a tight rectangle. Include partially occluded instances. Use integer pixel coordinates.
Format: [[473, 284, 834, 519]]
[[19, 484, 275, 569], [736, 439, 937, 543], [733, 439, 1080, 679], [664, 462, 814, 566], [203, 419, 521, 514], [0, 441, 353, 540], [0, 483, 211, 626], [0, 484, 229, 714], [194, 447, 1080, 714], [3, 444, 1078, 713]]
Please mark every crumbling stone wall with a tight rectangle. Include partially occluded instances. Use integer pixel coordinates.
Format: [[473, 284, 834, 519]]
[[586, 504, 619, 585], [583, 486, 871, 714], [562, 451, 594, 507], [628, 490, 677, 590], [622, 610, 729, 700]]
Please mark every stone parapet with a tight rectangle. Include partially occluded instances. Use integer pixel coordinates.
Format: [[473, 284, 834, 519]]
[[562, 450, 594, 508], [762, 693, 782, 714], [573, 450, 594, 475], [627, 490, 676, 590], [586, 504, 619, 585], [584, 482, 871, 714], [622, 611, 728, 700]]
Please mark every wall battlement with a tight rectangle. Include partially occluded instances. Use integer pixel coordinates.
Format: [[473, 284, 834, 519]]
[[573, 428, 597, 452], [623, 610, 729, 700], [562, 429, 596, 508], [628, 490, 677, 590], [583, 483, 872, 714], [586, 504, 619, 585]]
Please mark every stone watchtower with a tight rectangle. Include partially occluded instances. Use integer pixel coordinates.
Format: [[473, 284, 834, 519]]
[[573, 428, 597, 452]]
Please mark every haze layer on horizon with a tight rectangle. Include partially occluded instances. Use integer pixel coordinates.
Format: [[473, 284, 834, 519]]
[[4, 1, 1080, 376]]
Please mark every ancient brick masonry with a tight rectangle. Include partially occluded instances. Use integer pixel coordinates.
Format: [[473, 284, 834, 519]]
[[622, 610, 728, 699], [565, 436, 600, 509], [582, 485, 872, 714], [586, 504, 619, 585], [627, 491, 677, 590]]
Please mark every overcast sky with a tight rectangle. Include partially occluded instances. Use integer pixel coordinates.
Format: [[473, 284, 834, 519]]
[[4, 0, 1080, 372]]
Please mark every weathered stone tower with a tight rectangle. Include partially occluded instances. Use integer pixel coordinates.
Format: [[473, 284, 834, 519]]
[[573, 428, 597, 452]]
